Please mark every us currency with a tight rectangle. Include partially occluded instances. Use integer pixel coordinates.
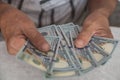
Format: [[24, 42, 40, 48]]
[[92, 36, 118, 55], [16, 23, 119, 78], [46, 23, 118, 78], [16, 36, 60, 72], [60, 25, 95, 71], [42, 23, 118, 76], [41, 25, 81, 78]]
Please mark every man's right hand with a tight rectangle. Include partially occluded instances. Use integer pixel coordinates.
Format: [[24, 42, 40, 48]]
[[0, 2, 50, 55]]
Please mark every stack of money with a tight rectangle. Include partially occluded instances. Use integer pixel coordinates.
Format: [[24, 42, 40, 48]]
[[16, 23, 118, 78]]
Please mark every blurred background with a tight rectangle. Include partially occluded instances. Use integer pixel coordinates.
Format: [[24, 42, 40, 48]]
[[109, 0, 120, 27]]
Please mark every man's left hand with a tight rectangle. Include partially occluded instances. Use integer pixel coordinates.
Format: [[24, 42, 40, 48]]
[[74, 11, 113, 48]]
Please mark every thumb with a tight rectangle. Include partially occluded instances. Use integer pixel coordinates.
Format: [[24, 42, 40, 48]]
[[74, 27, 95, 48], [22, 26, 50, 52], [7, 36, 26, 55]]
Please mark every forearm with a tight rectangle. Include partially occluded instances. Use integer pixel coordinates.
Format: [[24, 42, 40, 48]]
[[0, 1, 16, 30], [88, 0, 117, 18], [0, 1, 13, 15], [0, 1, 5, 30], [0, 1, 9, 13]]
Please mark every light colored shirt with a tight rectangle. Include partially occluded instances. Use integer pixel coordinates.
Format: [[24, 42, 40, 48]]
[[2, 0, 87, 27]]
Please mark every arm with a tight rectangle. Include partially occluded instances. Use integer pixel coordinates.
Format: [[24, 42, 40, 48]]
[[74, 0, 117, 48], [0, 1, 50, 55], [88, 0, 117, 17]]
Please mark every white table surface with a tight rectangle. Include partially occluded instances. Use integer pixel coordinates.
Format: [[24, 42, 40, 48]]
[[0, 27, 120, 80]]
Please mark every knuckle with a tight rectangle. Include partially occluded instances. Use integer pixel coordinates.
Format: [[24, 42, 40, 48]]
[[7, 48, 17, 55]]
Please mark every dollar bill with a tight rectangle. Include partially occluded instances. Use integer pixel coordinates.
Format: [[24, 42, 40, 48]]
[[16, 36, 60, 72], [16, 23, 119, 78]]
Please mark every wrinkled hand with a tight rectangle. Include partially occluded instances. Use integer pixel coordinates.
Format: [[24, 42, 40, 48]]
[[74, 11, 113, 48], [0, 6, 50, 55]]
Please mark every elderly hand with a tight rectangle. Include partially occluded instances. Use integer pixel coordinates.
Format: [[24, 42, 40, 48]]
[[74, 10, 113, 48], [0, 4, 50, 55]]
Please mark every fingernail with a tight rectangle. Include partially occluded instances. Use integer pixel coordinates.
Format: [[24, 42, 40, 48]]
[[75, 40, 84, 48], [41, 43, 50, 52]]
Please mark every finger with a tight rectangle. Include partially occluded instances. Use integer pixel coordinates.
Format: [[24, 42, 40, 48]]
[[22, 24, 50, 52], [74, 27, 95, 48], [7, 36, 26, 55], [94, 30, 113, 38], [94, 33, 113, 38]]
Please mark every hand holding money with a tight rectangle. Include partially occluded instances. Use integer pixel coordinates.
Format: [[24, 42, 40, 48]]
[[0, 3, 50, 55], [17, 23, 118, 78], [75, 11, 113, 48]]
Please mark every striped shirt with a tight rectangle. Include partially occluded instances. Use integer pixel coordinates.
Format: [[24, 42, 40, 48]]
[[2, 0, 87, 27]]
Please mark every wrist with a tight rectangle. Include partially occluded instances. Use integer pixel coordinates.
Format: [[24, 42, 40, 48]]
[[89, 8, 110, 18]]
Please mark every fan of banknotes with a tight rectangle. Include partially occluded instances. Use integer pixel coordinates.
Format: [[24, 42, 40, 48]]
[[16, 23, 118, 78]]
